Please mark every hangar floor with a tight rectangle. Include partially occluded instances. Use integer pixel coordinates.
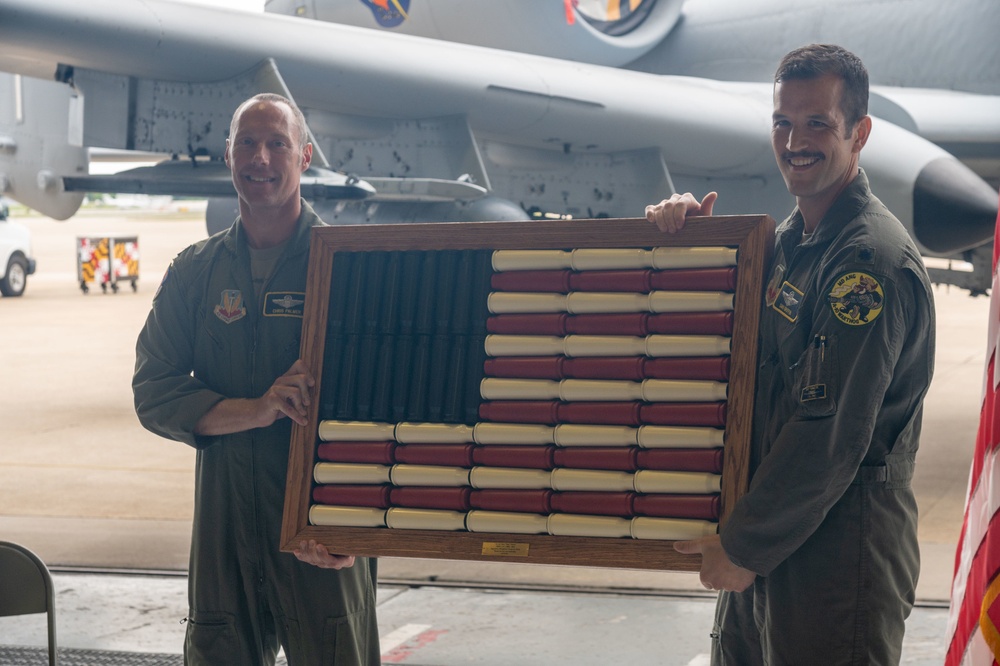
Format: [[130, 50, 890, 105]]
[[0, 570, 948, 664]]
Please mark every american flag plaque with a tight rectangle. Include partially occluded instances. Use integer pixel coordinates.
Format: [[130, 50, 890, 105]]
[[281, 215, 774, 571]]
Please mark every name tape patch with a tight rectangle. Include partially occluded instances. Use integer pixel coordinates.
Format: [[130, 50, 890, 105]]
[[801, 384, 827, 402], [773, 281, 804, 322], [263, 292, 305, 318]]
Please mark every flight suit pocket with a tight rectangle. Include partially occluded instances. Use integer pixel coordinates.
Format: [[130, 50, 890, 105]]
[[193, 324, 229, 381], [322, 608, 377, 665], [710, 589, 764, 665], [794, 333, 838, 418], [185, 610, 239, 665]]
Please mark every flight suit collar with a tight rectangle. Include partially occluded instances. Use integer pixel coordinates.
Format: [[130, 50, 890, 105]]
[[221, 198, 322, 258], [781, 169, 871, 249]]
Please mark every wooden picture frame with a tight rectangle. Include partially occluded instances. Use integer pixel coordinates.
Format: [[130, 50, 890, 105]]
[[281, 215, 774, 571]]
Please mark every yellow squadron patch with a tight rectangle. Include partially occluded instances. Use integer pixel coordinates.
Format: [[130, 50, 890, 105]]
[[827, 272, 884, 326]]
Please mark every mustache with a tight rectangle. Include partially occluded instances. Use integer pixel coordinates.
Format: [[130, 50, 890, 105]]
[[781, 151, 824, 160]]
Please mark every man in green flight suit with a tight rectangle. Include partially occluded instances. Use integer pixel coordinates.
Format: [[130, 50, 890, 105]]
[[645, 44, 936, 665], [133, 93, 380, 665]]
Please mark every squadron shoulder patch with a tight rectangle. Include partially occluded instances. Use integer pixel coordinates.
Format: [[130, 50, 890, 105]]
[[827, 271, 885, 326], [263, 291, 305, 318]]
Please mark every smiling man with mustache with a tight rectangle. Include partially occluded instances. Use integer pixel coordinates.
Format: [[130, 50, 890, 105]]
[[646, 45, 936, 665]]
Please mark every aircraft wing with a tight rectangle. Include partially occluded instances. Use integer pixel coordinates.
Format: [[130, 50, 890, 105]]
[[0, 0, 773, 173], [0, 0, 995, 287], [263, 0, 686, 68]]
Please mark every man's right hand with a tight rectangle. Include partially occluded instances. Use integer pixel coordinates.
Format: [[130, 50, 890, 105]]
[[193, 358, 316, 436], [293, 540, 357, 570], [256, 358, 315, 428], [673, 534, 755, 592], [644, 191, 718, 233]]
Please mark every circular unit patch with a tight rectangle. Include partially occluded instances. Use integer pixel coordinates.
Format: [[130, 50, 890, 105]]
[[827, 271, 884, 326]]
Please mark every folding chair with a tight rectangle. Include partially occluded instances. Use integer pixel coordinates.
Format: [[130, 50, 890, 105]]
[[0, 541, 57, 665]]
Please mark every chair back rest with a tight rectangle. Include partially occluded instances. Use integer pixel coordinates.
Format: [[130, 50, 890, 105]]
[[0, 541, 52, 617]]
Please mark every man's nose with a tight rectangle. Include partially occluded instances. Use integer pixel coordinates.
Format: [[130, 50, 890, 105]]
[[785, 126, 808, 152], [251, 145, 270, 165]]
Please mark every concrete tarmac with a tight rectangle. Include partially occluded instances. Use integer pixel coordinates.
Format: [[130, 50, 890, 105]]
[[0, 571, 950, 665], [0, 205, 987, 660]]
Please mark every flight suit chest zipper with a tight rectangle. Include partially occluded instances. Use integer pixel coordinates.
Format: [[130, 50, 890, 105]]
[[247, 257, 286, 600], [776, 221, 824, 280], [773, 238, 820, 369], [246, 267, 264, 598], [248, 326, 267, 628]]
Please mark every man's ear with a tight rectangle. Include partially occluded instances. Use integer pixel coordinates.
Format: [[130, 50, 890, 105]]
[[852, 115, 872, 153], [224, 140, 232, 169], [301, 143, 313, 172]]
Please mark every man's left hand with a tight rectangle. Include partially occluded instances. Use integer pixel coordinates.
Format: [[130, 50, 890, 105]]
[[674, 534, 756, 592], [293, 540, 357, 570]]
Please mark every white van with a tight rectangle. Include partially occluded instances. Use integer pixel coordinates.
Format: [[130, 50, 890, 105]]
[[0, 202, 37, 297]]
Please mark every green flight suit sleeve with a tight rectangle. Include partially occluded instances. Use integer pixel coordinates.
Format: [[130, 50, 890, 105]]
[[133, 259, 225, 449]]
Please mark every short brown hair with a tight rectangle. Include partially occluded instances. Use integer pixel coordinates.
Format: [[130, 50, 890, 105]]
[[775, 44, 869, 132], [229, 93, 309, 149]]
